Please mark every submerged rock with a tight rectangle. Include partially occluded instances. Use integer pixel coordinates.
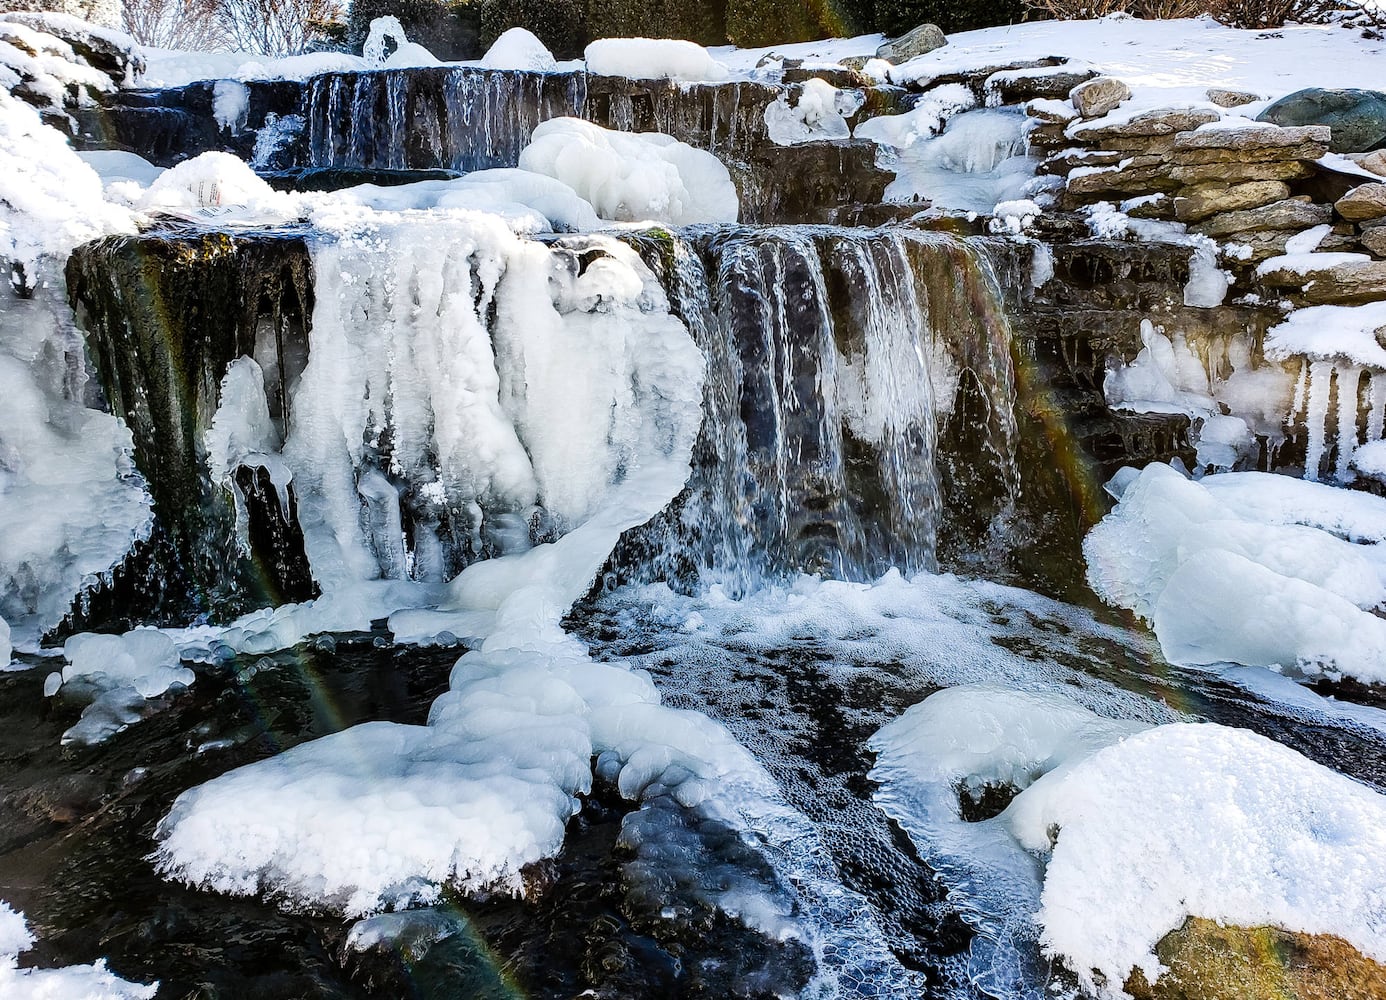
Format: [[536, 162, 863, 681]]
[[1258, 87, 1386, 153], [1125, 918, 1386, 1000]]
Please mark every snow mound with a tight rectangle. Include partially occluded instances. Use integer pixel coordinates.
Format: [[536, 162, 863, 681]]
[[362, 16, 438, 69], [763, 78, 862, 145], [1266, 300, 1386, 370], [518, 118, 738, 225], [139, 150, 299, 223], [0, 900, 156, 998], [1085, 463, 1386, 683], [854, 83, 976, 147], [585, 37, 729, 82], [481, 27, 556, 72], [1014, 723, 1386, 994]]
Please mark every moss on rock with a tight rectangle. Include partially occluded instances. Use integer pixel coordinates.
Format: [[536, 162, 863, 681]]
[[1124, 918, 1386, 1000]]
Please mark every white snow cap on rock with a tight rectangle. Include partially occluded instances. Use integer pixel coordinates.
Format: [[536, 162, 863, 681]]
[[363, 15, 439, 68], [481, 27, 556, 71], [0, 900, 157, 998], [584, 37, 729, 82], [518, 118, 738, 225]]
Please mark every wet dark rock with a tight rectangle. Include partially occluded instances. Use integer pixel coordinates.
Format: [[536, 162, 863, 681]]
[[66, 230, 316, 623], [1258, 87, 1386, 153]]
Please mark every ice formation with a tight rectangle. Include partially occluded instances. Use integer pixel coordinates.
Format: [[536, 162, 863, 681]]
[[763, 78, 863, 145], [46, 628, 194, 745], [1103, 319, 1292, 470], [139, 150, 299, 223], [362, 16, 439, 69], [583, 37, 729, 82], [854, 83, 976, 148], [1085, 462, 1386, 683], [877, 108, 1036, 212], [1014, 724, 1386, 994], [0, 900, 156, 998], [517, 118, 739, 225]]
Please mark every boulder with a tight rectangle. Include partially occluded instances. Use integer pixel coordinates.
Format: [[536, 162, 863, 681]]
[[1125, 918, 1386, 1000], [1174, 180, 1291, 224], [1070, 76, 1130, 119], [1347, 149, 1386, 177], [1190, 198, 1331, 237], [1260, 258, 1386, 304], [1362, 224, 1386, 257], [1206, 88, 1259, 108], [876, 23, 946, 63], [1065, 156, 1179, 198], [1335, 182, 1386, 221], [1257, 87, 1386, 153], [1125, 193, 1176, 220], [1169, 123, 1330, 163]]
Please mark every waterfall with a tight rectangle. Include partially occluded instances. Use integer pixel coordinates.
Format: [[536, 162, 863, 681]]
[[614, 226, 1022, 594]]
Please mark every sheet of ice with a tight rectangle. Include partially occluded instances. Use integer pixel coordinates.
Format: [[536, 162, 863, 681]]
[[585, 37, 729, 82], [869, 686, 1148, 998], [1087, 463, 1386, 683], [1199, 468, 1386, 542], [879, 107, 1036, 212], [1011, 723, 1386, 994], [518, 117, 738, 225], [0, 900, 156, 998], [763, 78, 862, 145], [0, 274, 153, 650], [481, 27, 556, 72]]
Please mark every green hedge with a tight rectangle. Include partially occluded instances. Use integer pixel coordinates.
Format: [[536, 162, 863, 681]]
[[872, 0, 1032, 36], [477, 0, 589, 58], [585, 0, 727, 46], [349, 0, 482, 59]]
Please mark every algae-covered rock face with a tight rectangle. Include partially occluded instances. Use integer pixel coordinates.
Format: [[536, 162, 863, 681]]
[[1258, 87, 1386, 153], [1124, 918, 1386, 1000]]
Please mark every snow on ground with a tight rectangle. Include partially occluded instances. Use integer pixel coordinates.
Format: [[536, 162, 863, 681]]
[[889, 15, 1386, 114], [1086, 462, 1386, 683], [0, 900, 156, 999], [871, 687, 1386, 998], [584, 37, 729, 82]]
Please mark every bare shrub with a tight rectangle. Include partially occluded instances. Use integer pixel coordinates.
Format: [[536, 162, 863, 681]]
[[1212, 0, 1353, 27], [218, 0, 344, 54], [123, 0, 224, 49]]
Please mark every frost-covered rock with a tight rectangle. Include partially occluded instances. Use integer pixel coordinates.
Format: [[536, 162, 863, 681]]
[[875, 23, 946, 63], [854, 82, 975, 148], [518, 118, 737, 225], [1070, 76, 1129, 119], [138, 150, 299, 223]]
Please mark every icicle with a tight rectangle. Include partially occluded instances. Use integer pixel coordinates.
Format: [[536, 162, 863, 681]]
[[1334, 365, 1363, 483], [1290, 358, 1309, 419], [1303, 360, 1334, 482], [1368, 371, 1386, 443]]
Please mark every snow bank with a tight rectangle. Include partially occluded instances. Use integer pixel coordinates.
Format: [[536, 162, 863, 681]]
[[1266, 300, 1386, 370], [324, 169, 602, 232], [518, 118, 738, 225], [481, 27, 556, 72], [763, 78, 862, 145], [1085, 462, 1386, 683], [138, 48, 364, 88], [1014, 723, 1386, 994], [0, 900, 156, 998], [585, 37, 729, 82]]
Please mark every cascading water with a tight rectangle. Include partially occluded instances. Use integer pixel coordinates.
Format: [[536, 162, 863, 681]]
[[616, 225, 1023, 594]]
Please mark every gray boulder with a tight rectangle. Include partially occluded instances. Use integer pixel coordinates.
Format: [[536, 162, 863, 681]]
[[1257, 88, 1386, 153], [876, 23, 946, 64]]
